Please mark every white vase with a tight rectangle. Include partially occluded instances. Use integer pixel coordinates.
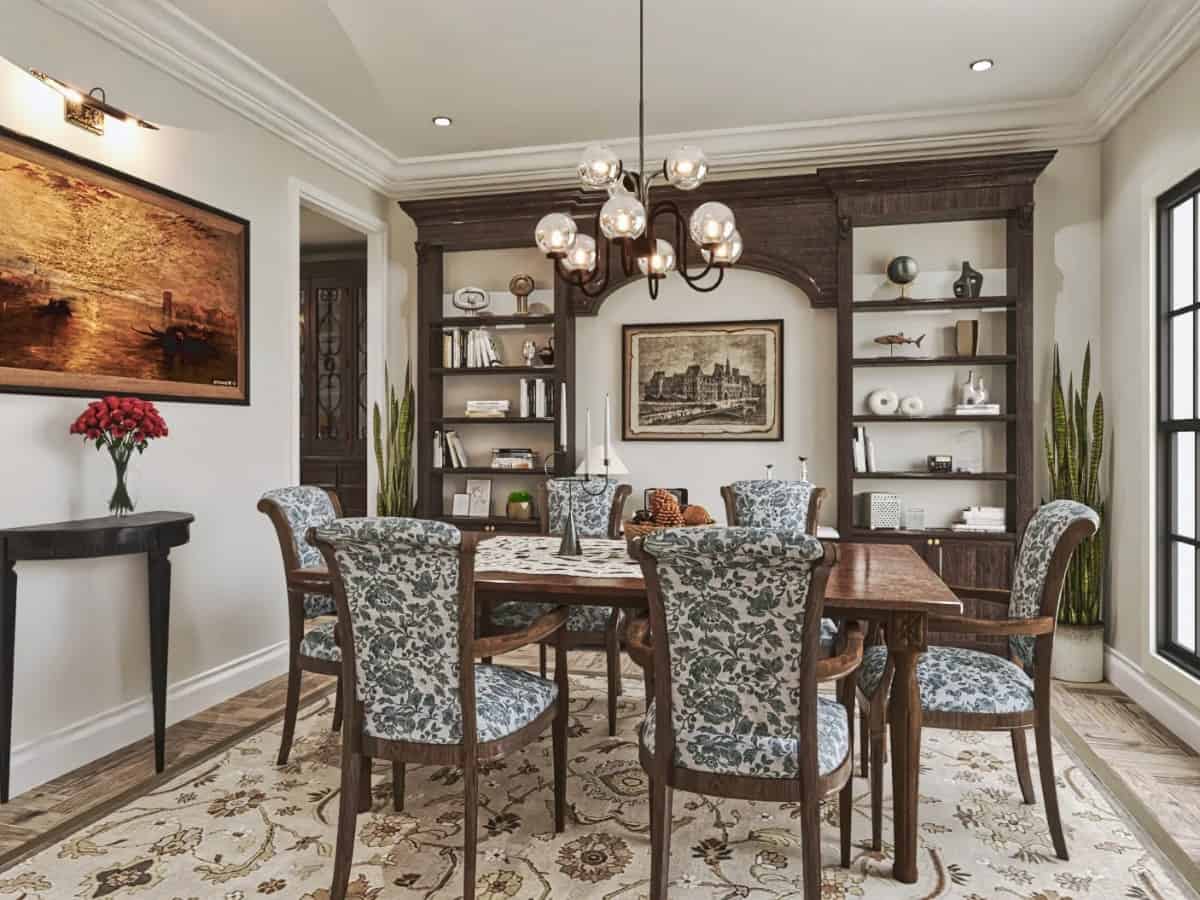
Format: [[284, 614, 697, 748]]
[[1052, 623, 1104, 683]]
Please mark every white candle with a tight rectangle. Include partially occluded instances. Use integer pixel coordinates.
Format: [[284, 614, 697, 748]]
[[585, 409, 592, 477], [561, 382, 567, 448], [604, 393, 611, 465]]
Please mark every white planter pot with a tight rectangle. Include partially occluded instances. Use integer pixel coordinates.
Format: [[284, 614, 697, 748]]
[[1052, 624, 1105, 683]]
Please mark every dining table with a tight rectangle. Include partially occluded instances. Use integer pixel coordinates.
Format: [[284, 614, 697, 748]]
[[474, 533, 962, 885]]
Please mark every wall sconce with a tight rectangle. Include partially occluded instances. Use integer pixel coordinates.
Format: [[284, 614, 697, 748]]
[[28, 69, 158, 135]]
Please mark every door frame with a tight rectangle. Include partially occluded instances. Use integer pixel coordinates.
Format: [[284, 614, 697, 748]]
[[287, 179, 388, 514]]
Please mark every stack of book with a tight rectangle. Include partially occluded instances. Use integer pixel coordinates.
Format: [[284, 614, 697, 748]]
[[951, 506, 1007, 533], [465, 400, 509, 419], [442, 327, 501, 368], [433, 430, 470, 469], [518, 377, 555, 419], [491, 448, 537, 470], [954, 403, 1002, 416], [851, 426, 877, 473]]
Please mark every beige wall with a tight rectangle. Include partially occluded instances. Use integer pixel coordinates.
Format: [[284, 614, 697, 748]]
[[1102, 45, 1200, 718]]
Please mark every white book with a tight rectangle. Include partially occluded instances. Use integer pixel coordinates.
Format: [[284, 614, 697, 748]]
[[451, 328, 461, 368], [442, 333, 453, 368], [852, 436, 866, 474], [534, 378, 547, 418], [519, 379, 530, 417], [864, 435, 877, 473], [951, 523, 1007, 533], [433, 430, 443, 468], [449, 431, 469, 468], [955, 404, 1000, 415]]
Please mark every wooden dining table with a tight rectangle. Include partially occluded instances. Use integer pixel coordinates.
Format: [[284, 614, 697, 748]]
[[475, 534, 961, 885]]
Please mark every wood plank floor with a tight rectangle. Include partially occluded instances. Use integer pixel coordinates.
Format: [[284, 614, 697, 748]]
[[0, 644, 1196, 892]]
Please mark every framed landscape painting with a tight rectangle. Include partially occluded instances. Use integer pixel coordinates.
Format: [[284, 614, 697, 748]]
[[0, 126, 249, 404], [622, 319, 783, 441]]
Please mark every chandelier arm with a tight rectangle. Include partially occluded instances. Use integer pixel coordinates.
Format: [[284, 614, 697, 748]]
[[647, 275, 659, 300], [620, 239, 638, 278], [685, 265, 726, 293], [648, 200, 718, 286]]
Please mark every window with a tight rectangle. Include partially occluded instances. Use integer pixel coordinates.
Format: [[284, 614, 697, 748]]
[[1159, 171, 1200, 678]]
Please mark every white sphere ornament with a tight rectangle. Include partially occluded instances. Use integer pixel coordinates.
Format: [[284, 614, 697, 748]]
[[637, 239, 677, 276], [599, 193, 647, 240], [534, 213, 577, 256], [664, 145, 708, 190], [866, 388, 899, 416], [701, 229, 744, 266], [560, 233, 597, 273], [577, 144, 621, 190], [689, 201, 736, 248], [899, 395, 925, 417]]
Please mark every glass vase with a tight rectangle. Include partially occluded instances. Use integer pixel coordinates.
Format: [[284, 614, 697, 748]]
[[108, 448, 135, 517]]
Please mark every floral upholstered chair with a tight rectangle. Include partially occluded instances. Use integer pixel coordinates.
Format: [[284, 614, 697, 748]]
[[257, 486, 345, 765], [487, 477, 632, 736], [857, 500, 1099, 859], [311, 518, 569, 900], [630, 527, 859, 898]]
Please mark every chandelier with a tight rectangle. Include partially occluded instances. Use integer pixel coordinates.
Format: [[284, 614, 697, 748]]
[[532, 0, 741, 300]]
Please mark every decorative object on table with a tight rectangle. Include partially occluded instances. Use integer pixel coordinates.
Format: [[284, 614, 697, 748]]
[[857, 491, 901, 529], [959, 369, 983, 406], [533, 0, 742, 301], [372, 363, 416, 516], [903, 506, 926, 530], [763, 463, 775, 479], [1045, 342, 1106, 682], [927, 454, 953, 473], [536, 337, 555, 366], [522, 339, 538, 367], [798, 455, 809, 481], [506, 489, 534, 520], [640, 487, 687, 513], [866, 387, 899, 415], [623, 319, 783, 440], [681, 503, 715, 525], [886, 255, 920, 298], [955, 319, 980, 356], [0, 126, 249, 403], [451, 285, 490, 314], [874, 332, 925, 356], [465, 478, 492, 518], [648, 488, 686, 525], [509, 272, 535, 315], [899, 395, 925, 416], [951, 505, 1006, 533], [547, 393, 626, 555], [69, 395, 168, 516], [952, 428, 984, 473], [451, 493, 470, 517], [952, 260, 984, 298]]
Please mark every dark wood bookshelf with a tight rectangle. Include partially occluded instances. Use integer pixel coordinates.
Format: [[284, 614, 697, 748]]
[[431, 365, 553, 376], [852, 413, 1014, 423], [433, 416, 555, 425], [433, 467, 545, 476], [431, 314, 556, 327], [851, 354, 1015, 368], [852, 471, 1015, 481], [852, 297, 1017, 313]]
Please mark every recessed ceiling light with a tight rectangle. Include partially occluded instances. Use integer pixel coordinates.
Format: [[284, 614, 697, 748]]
[[969, 58, 994, 72], [432, 115, 453, 127]]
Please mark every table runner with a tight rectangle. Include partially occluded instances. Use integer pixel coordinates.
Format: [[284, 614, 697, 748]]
[[476, 534, 643, 579]]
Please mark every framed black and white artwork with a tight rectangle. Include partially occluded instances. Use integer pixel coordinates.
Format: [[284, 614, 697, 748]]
[[622, 319, 783, 441]]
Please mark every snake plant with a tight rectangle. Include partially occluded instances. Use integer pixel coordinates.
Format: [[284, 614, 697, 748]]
[[1044, 343, 1105, 626], [373, 362, 416, 516]]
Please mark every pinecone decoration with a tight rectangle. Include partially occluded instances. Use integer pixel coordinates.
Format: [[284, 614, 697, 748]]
[[649, 489, 685, 526], [682, 504, 715, 526]]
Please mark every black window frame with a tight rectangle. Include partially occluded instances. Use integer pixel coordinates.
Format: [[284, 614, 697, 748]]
[[1157, 168, 1200, 680]]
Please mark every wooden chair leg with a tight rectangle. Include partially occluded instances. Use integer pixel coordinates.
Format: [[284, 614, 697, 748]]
[[1035, 718, 1068, 860], [463, 759, 479, 900], [277, 657, 302, 766], [552, 639, 568, 833], [641, 666, 654, 711], [869, 708, 885, 852], [1011, 727, 1035, 805], [392, 760, 405, 812], [649, 776, 673, 899], [839, 679, 855, 867], [539, 643, 547, 679], [859, 708, 870, 778], [801, 794, 822, 898], [332, 677, 343, 732], [605, 621, 620, 737], [330, 748, 362, 900], [357, 755, 372, 813]]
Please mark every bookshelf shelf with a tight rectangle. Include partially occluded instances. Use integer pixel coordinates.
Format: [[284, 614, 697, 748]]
[[852, 297, 1016, 313], [433, 416, 555, 425], [431, 314, 555, 327], [851, 414, 1014, 423], [851, 354, 1015, 368], [852, 471, 1015, 481], [431, 366, 553, 376], [433, 467, 547, 476]]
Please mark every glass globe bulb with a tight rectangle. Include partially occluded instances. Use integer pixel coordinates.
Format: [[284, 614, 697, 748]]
[[599, 193, 647, 240], [637, 239, 676, 277], [664, 145, 708, 190], [560, 233, 597, 273], [701, 229, 743, 266], [534, 212, 577, 257], [689, 201, 736, 248], [577, 144, 621, 190]]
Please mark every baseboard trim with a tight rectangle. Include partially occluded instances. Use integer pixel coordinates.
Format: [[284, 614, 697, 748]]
[[1104, 646, 1200, 753], [10, 641, 288, 797]]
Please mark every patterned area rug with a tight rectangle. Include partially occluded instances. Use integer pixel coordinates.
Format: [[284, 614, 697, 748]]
[[0, 674, 1189, 899]]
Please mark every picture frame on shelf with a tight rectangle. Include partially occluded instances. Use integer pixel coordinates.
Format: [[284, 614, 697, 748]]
[[465, 478, 492, 518], [451, 493, 470, 517]]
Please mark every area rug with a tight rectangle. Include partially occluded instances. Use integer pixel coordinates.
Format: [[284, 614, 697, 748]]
[[0, 674, 1190, 899]]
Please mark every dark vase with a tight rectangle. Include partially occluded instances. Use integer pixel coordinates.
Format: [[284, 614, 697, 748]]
[[953, 261, 984, 298]]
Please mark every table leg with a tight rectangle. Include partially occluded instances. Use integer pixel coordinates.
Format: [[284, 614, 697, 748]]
[[887, 611, 926, 884], [148, 550, 171, 773], [0, 553, 14, 803]]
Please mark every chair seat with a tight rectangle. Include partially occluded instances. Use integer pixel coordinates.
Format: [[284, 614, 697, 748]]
[[858, 644, 1035, 715], [364, 664, 558, 744], [640, 695, 849, 778], [299, 620, 341, 662], [491, 600, 614, 634]]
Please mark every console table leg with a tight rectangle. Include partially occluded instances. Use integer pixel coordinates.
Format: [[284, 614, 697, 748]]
[[0, 555, 14, 803], [148, 550, 171, 773]]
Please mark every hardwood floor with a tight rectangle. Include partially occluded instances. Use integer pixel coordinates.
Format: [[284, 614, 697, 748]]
[[0, 645, 1196, 892]]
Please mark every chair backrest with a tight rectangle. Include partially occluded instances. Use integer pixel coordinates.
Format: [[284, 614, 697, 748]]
[[632, 527, 833, 777], [721, 480, 826, 534], [311, 517, 479, 746], [539, 478, 631, 538], [258, 486, 342, 572], [1008, 500, 1101, 670]]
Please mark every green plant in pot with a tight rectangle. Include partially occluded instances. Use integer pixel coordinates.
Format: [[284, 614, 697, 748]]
[[506, 489, 534, 521], [373, 362, 416, 516], [1044, 342, 1106, 682]]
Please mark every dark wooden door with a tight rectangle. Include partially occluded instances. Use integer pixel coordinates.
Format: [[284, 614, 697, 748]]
[[300, 259, 368, 516]]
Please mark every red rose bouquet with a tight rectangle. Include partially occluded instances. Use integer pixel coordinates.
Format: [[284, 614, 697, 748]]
[[69, 396, 169, 516]]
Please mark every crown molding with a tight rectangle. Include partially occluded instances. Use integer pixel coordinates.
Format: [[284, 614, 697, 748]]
[[38, 0, 1200, 199]]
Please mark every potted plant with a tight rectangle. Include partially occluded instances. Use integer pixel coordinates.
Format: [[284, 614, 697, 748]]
[[506, 490, 534, 521], [373, 363, 416, 516], [1045, 343, 1106, 682]]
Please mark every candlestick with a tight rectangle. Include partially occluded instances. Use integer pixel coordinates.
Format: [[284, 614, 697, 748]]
[[604, 393, 611, 464], [560, 382, 568, 447], [585, 409, 592, 477]]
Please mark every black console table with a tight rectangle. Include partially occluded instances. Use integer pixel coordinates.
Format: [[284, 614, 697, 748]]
[[0, 511, 193, 802]]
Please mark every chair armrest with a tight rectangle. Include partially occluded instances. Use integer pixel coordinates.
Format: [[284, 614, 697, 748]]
[[948, 586, 1012, 607], [927, 614, 1056, 637], [624, 614, 653, 671], [287, 567, 331, 593], [475, 605, 569, 658], [816, 621, 864, 683]]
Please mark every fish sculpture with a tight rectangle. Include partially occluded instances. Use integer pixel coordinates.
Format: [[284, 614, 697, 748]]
[[874, 332, 925, 356]]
